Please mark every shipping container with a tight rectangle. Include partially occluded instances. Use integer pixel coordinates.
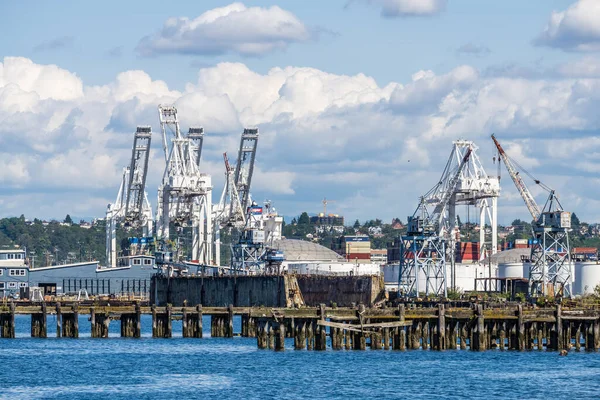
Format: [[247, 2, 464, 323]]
[[346, 253, 371, 260]]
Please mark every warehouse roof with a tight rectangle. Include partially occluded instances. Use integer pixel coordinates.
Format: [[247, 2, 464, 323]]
[[483, 248, 530, 264], [272, 239, 344, 261]]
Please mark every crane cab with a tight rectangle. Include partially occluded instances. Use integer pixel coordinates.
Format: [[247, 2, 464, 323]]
[[535, 211, 571, 230]]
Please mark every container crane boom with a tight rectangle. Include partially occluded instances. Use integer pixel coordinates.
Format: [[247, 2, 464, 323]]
[[106, 126, 153, 268], [429, 147, 473, 235], [234, 128, 258, 211], [491, 134, 541, 221]]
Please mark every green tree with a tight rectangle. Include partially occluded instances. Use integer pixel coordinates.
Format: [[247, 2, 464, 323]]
[[572, 212, 581, 227], [353, 219, 360, 229], [64, 214, 73, 225], [298, 212, 310, 225]]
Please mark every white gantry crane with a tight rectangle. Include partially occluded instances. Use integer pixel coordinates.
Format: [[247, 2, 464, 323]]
[[212, 128, 259, 266], [431, 140, 500, 262], [106, 126, 153, 268], [405, 140, 500, 292], [492, 134, 572, 298], [399, 146, 473, 297], [155, 105, 213, 264]]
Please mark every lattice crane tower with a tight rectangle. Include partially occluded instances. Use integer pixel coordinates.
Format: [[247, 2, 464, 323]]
[[106, 126, 153, 268], [492, 135, 572, 298], [155, 105, 213, 264], [399, 146, 473, 297]]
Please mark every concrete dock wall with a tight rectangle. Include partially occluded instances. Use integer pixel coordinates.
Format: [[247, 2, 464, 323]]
[[296, 275, 384, 307], [151, 274, 384, 308], [151, 275, 304, 307]]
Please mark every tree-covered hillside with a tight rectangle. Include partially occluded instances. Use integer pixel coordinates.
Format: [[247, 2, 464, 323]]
[[0, 215, 107, 266]]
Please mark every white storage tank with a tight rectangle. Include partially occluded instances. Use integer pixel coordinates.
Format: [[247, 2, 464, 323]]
[[382, 264, 400, 284], [574, 262, 600, 296], [498, 262, 525, 279], [522, 262, 531, 280]]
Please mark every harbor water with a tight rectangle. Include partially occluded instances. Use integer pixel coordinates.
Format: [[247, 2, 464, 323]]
[[2, 315, 600, 399]]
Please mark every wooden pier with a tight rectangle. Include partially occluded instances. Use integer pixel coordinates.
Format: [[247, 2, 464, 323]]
[[1, 301, 600, 352]]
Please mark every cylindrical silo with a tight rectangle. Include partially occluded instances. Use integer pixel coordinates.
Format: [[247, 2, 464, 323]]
[[575, 262, 600, 296], [498, 262, 525, 279]]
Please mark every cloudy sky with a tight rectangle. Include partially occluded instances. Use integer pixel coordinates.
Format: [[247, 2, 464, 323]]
[[1, 0, 600, 225]]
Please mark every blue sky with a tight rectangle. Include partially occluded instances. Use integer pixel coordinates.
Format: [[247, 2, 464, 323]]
[[1, 1, 577, 87], [1, 0, 600, 225]]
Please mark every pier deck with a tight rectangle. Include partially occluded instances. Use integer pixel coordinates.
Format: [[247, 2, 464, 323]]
[[1, 301, 599, 352]]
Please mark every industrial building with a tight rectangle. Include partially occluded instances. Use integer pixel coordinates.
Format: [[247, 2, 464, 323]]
[[310, 214, 345, 234], [272, 239, 381, 276], [332, 235, 372, 264]]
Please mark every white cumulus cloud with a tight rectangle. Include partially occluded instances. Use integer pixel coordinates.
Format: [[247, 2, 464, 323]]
[[4, 56, 600, 224], [137, 3, 311, 57], [362, 0, 447, 17], [535, 0, 600, 52]]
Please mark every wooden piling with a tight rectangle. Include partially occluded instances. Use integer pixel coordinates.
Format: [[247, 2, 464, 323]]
[[315, 304, 327, 350], [268, 321, 275, 349], [472, 304, 485, 351], [331, 326, 338, 350], [535, 322, 544, 351], [56, 302, 62, 338], [274, 321, 285, 351], [448, 320, 457, 350], [60, 305, 79, 338], [436, 304, 446, 350], [353, 330, 366, 350], [585, 322, 594, 351], [196, 305, 203, 338], [226, 304, 234, 338], [166, 305, 172, 338], [257, 319, 268, 349], [90, 307, 97, 337], [135, 301, 142, 338], [31, 302, 47, 338], [422, 320, 429, 350], [344, 323, 352, 350], [241, 314, 248, 337], [395, 304, 406, 351], [517, 304, 524, 351], [383, 328, 390, 350], [151, 305, 171, 338], [565, 320, 571, 351], [121, 305, 140, 338], [413, 321, 422, 349], [1, 301, 16, 338], [498, 322, 506, 351], [294, 319, 305, 350], [182, 307, 189, 337], [371, 330, 381, 350], [527, 322, 533, 350]]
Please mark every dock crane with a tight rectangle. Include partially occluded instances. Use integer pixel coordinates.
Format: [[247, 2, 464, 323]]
[[492, 134, 572, 298], [399, 146, 472, 297], [212, 128, 260, 266], [155, 105, 213, 265], [106, 126, 153, 268]]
